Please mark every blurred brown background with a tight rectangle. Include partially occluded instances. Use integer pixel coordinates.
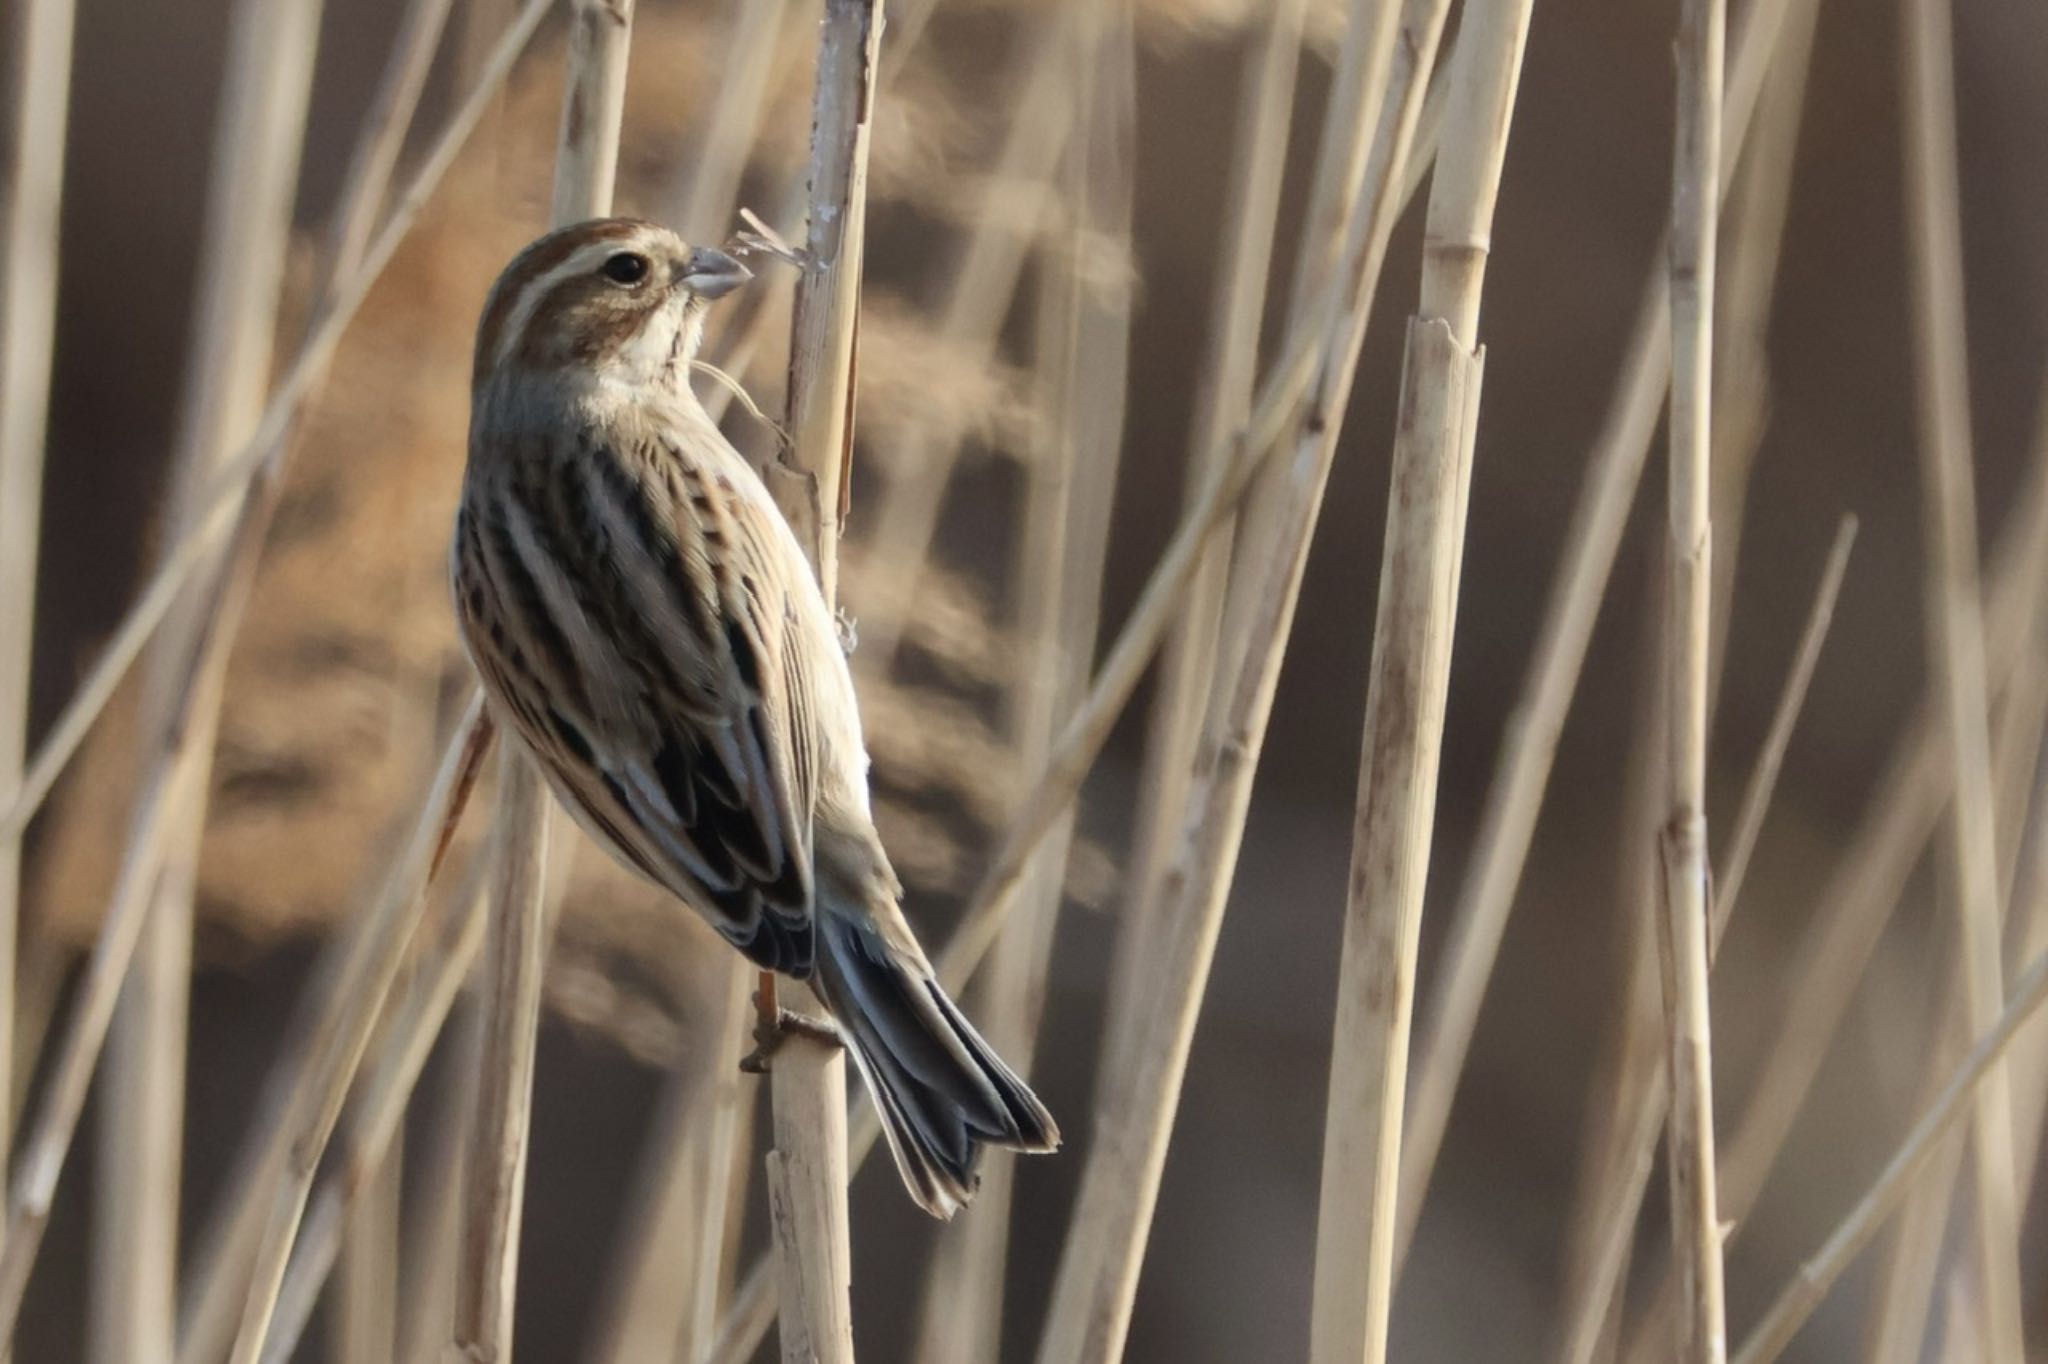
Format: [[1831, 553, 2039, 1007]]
[[14, 0, 2048, 1359]]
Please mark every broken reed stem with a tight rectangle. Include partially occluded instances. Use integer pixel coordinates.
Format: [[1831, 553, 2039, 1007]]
[[220, 697, 493, 1364], [1731, 944, 2048, 1364], [764, 1053, 853, 1364], [913, 10, 1135, 1357], [0, 0, 557, 842], [1660, 0, 1729, 1356], [1395, 0, 1812, 1275], [0, 0, 77, 1280], [1106, 0, 1306, 1104], [450, 5, 637, 1361], [1899, 0, 2023, 1351], [1711, 516, 1856, 950], [1037, 3, 1446, 1359], [755, 3, 879, 1361], [1307, 1, 1529, 1360]]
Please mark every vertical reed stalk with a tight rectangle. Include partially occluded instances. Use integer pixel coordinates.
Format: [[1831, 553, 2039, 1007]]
[[0, 0, 77, 1283], [1898, 0, 2024, 1353], [452, 4, 637, 1360], [451, 757, 552, 1362], [1659, 0, 1729, 1356], [758, 3, 880, 1361], [1307, 2, 1531, 1360]]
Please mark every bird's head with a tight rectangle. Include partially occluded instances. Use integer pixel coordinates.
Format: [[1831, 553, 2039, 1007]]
[[471, 217, 751, 396]]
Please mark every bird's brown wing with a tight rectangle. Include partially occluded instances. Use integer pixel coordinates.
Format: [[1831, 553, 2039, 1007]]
[[453, 430, 820, 976]]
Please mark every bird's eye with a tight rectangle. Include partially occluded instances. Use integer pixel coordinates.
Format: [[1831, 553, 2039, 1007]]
[[601, 252, 649, 285]]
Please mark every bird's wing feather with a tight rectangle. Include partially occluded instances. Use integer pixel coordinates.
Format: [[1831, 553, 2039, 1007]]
[[454, 430, 821, 976]]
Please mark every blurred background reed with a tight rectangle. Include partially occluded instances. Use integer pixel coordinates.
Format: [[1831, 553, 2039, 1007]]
[[6, 0, 2048, 1359]]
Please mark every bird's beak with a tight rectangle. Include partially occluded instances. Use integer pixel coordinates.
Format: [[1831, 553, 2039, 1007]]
[[679, 247, 752, 300]]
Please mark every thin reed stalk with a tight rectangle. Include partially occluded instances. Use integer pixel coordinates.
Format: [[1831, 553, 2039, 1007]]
[[1395, 0, 1814, 1262], [451, 757, 552, 1362], [452, 4, 637, 1359], [1657, 0, 1730, 1354], [260, 861, 491, 1364], [1618, 424, 2048, 1360], [913, 8, 1134, 1355], [98, 0, 327, 1347], [220, 697, 494, 1364], [1731, 944, 2048, 1364], [1107, 0, 1306, 1103], [1897, 0, 2023, 1352], [756, 3, 880, 1360], [1712, 517, 1856, 949], [333, 1135, 402, 1364], [0, 0, 77, 1283], [1307, 1, 1531, 1359]]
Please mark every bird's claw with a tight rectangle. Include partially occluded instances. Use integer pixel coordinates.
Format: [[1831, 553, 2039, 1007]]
[[738, 1005, 843, 1074]]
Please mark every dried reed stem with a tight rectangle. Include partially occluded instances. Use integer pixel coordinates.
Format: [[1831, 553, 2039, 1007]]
[[1307, 1, 1529, 1359], [1711, 517, 1856, 949], [913, 9, 1134, 1355], [753, 4, 879, 1360], [1396, 0, 1812, 1263], [0, 0, 76, 1281], [582, 971, 745, 1364], [334, 1134, 402, 1364], [0, 0, 556, 840], [1731, 945, 2048, 1364], [1037, 2, 1446, 1357], [97, 0, 327, 1348], [1659, 0, 1730, 1355], [219, 697, 494, 1364], [1898, 0, 2023, 1351], [451, 4, 636, 1359], [1107, 0, 1305, 1101], [255, 858, 490, 1364], [451, 756, 553, 1362], [764, 1054, 852, 1364]]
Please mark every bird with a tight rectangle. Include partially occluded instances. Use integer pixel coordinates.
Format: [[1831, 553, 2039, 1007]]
[[449, 216, 1058, 1217]]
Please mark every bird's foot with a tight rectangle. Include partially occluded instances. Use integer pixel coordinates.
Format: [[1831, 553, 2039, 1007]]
[[738, 1003, 842, 1074]]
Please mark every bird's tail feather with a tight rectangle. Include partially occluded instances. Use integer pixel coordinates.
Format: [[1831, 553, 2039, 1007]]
[[812, 908, 1058, 1219]]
